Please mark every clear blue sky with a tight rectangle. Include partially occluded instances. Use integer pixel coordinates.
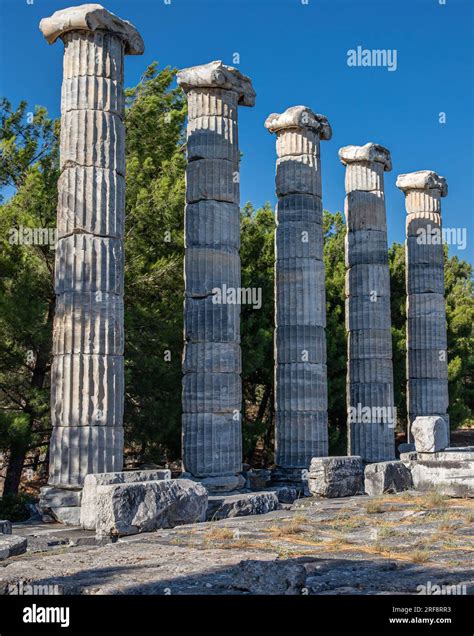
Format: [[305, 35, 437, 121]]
[[1, 0, 473, 263]]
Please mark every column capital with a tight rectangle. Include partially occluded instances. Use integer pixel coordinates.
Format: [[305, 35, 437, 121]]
[[396, 170, 447, 197], [264, 106, 332, 140], [39, 3, 144, 55], [339, 143, 392, 171], [177, 60, 256, 107]]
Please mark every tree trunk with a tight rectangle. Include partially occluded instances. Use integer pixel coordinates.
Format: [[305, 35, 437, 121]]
[[3, 441, 29, 496]]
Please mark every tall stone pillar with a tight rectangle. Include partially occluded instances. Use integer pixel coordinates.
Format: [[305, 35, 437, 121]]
[[39, 5, 143, 518], [177, 61, 255, 492], [265, 106, 332, 469], [339, 143, 395, 462], [396, 171, 449, 439]]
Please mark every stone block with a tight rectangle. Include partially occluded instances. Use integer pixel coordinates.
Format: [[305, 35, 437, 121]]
[[182, 372, 241, 413], [57, 167, 125, 239], [276, 193, 322, 224], [276, 128, 320, 158], [51, 354, 124, 427], [184, 296, 240, 343], [264, 486, 299, 504], [185, 87, 238, 120], [407, 317, 447, 350], [52, 292, 124, 355], [195, 473, 246, 493], [347, 382, 394, 410], [95, 479, 208, 537], [60, 110, 125, 175], [364, 461, 413, 496], [275, 154, 321, 196], [55, 234, 123, 295], [270, 467, 310, 494], [344, 161, 385, 193], [49, 506, 82, 526], [80, 469, 171, 530], [275, 325, 326, 364], [406, 237, 445, 267], [407, 349, 448, 379], [344, 190, 387, 231], [411, 415, 449, 453], [348, 359, 393, 384], [406, 263, 444, 295], [406, 212, 440, 237], [345, 296, 391, 331], [275, 221, 323, 259], [345, 264, 390, 298], [407, 293, 446, 318], [187, 115, 238, 162], [275, 363, 328, 412], [185, 159, 239, 204], [185, 200, 240, 249], [348, 421, 395, 463], [48, 425, 124, 487], [39, 486, 82, 509], [182, 413, 242, 477], [345, 229, 388, 267], [62, 31, 125, 82], [61, 75, 124, 116], [308, 456, 364, 497], [410, 447, 474, 497], [398, 443, 415, 454], [182, 342, 241, 374], [276, 259, 326, 327], [207, 492, 280, 520], [275, 411, 328, 467], [347, 329, 392, 359], [0, 536, 27, 560], [407, 380, 449, 417], [184, 246, 240, 297]]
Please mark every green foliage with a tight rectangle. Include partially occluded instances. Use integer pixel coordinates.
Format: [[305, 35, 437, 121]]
[[123, 64, 186, 463], [0, 493, 33, 522]]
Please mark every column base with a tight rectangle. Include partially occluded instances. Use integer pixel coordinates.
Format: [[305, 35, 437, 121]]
[[181, 472, 246, 494]]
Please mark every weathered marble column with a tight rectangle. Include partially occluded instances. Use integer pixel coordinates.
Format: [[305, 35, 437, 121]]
[[265, 106, 331, 468], [396, 171, 449, 437], [339, 143, 395, 462], [177, 61, 255, 491], [39, 6, 143, 514]]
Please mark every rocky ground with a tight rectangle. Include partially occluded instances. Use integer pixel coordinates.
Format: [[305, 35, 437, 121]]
[[1, 490, 473, 595]]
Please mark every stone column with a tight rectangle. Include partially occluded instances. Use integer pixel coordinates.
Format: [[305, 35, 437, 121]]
[[177, 61, 255, 492], [265, 107, 331, 469], [396, 171, 449, 439], [39, 5, 143, 518], [339, 143, 395, 462]]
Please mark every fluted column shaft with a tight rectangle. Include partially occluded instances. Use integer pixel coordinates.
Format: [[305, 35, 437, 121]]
[[40, 5, 143, 487], [397, 171, 449, 439], [340, 143, 395, 462], [266, 107, 332, 468], [177, 62, 255, 487]]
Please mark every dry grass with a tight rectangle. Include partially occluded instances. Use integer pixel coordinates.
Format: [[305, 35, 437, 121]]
[[416, 492, 450, 510], [365, 499, 385, 514], [407, 549, 430, 564]]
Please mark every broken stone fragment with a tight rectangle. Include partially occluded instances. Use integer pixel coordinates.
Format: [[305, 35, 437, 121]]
[[39, 3, 144, 55], [308, 456, 364, 497], [95, 479, 208, 537], [206, 492, 280, 521], [364, 461, 413, 496], [80, 469, 171, 530], [411, 415, 449, 453], [410, 447, 474, 497], [0, 536, 27, 560], [0, 520, 12, 535]]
